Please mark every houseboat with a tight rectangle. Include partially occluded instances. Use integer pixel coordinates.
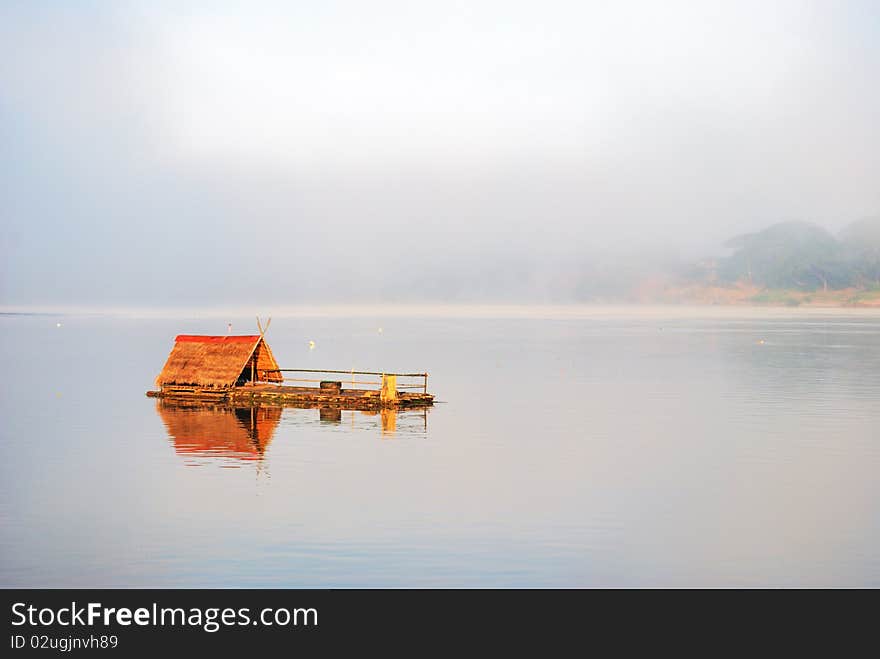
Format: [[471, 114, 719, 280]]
[[146, 334, 434, 410]]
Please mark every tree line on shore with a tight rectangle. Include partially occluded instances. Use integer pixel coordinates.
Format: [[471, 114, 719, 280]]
[[692, 217, 880, 291]]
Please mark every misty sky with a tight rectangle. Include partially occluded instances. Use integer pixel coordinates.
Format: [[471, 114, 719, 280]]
[[1, 1, 878, 306]]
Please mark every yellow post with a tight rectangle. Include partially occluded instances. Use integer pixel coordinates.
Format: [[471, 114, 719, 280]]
[[380, 374, 398, 403]]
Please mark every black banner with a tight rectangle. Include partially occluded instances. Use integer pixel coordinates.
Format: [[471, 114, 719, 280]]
[[0, 588, 865, 653]]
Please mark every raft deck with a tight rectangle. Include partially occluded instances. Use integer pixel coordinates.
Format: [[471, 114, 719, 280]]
[[147, 383, 434, 410]]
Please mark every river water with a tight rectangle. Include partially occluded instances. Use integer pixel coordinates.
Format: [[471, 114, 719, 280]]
[[1, 306, 878, 586]]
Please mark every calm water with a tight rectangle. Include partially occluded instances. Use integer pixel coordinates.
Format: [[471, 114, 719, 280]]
[[1, 307, 879, 587]]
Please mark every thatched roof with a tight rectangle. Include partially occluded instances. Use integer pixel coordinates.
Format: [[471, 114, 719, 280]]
[[155, 335, 283, 388], [156, 400, 281, 461]]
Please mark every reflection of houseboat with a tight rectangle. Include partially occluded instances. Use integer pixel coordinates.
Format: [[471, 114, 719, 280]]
[[156, 399, 427, 463], [157, 400, 281, 461], [146, 334, 433, 410]]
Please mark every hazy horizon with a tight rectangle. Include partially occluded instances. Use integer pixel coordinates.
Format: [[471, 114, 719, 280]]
[[2, 1, 879, 306]]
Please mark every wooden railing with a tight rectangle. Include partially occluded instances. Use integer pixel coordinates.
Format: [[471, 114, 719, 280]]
[[264, 368, 429, 393]]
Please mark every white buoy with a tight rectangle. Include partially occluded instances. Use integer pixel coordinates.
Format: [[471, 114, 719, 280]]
[[378, 327, 383, 334], [56, 322, 62, 328]]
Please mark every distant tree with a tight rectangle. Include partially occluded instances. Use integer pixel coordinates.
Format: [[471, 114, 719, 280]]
[[839, 216, 880, 287], [718, 221, 853, 290]]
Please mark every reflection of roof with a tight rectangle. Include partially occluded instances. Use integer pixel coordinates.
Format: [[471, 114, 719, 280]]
[[155, 335, 282, 388], [156, 401, 282, 460]]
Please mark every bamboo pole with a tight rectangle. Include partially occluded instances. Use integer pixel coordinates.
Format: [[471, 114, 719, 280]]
[[283, 377, 379, 385], [269, 368, 427, 377]]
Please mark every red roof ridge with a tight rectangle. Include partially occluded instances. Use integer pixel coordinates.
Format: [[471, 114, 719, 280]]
[[174, 335, 261, 344]]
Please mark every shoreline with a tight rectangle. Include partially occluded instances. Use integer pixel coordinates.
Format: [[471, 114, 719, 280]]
[[645, 284, 880, 309], [3, 299, 880, 320]]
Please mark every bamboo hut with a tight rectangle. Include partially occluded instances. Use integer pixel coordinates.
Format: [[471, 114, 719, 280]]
[[155, 335, 282, 390]]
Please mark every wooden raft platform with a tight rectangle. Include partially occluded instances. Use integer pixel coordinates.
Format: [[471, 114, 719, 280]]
[[147, 384, 434, 410], [147, 332, 434, 411]]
